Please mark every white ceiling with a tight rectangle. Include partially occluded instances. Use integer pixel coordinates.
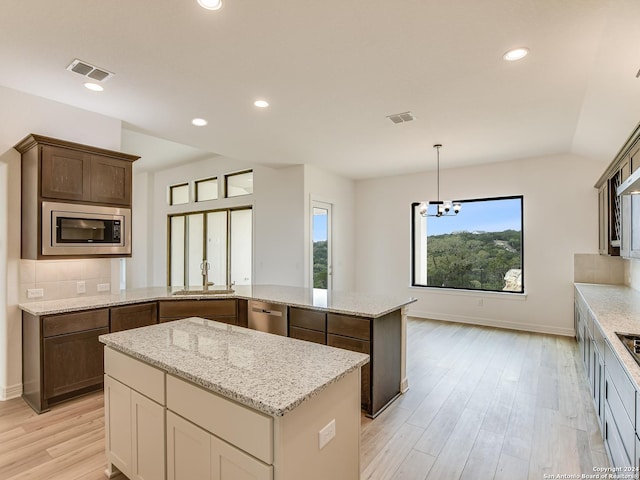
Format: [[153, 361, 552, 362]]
[[0, 0, 638, 179]]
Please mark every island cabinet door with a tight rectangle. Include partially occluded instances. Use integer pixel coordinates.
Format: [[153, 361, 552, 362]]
[[131, 390, 165, 480], [104, 375, 133, 477], [167, 411, 212, 480], [211, 434, 272, 480], [105, 375, 166, 480]]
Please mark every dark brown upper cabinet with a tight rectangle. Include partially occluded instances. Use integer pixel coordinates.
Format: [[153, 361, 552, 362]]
[[16, 134, 138, 207]]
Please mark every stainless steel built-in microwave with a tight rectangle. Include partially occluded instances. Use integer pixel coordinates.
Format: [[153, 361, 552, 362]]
[[42, 201, 131, 256]]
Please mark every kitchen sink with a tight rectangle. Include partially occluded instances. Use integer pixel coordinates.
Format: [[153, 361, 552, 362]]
[[172, 287, 235, 296]]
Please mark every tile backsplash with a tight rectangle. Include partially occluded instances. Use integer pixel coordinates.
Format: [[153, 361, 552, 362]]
[[20, 259, 112, 303], [574, 253, 626, 285]]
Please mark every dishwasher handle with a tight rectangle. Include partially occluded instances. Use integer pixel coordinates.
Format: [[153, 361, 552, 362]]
[[251, 306, 283, 317]]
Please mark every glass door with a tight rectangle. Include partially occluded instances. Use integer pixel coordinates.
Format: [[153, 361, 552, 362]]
[[311, 201, 332, 294]]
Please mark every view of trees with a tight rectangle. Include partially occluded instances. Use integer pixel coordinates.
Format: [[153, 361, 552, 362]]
[[426, 230, 522, 291], [313, 240, 328, 288]]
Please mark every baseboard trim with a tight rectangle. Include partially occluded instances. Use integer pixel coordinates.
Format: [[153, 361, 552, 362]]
[[400, 377, 409, 394], [409, 309, 575, 337], [0, 383, 23, 401]]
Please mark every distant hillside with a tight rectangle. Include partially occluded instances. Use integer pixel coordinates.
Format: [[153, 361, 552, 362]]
[[313, 240, 328, 288], [425, 230, 521, 291]]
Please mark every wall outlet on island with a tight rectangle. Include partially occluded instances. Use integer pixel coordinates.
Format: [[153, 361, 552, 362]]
[[76, 281, 86, 294], [318, 419, 336, 450], [97, 283, 110, 292]]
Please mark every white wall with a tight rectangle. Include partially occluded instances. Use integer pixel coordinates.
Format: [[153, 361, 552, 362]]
[[0, 86, 122, 399], [355, 153, 605, 336], [304, 165, 356, 290]]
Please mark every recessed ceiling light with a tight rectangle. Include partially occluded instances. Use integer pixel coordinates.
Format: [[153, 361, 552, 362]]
[[192, 118, 208, 126], [84, 82, 104, 92], [197, 0, 222, 10], [503, 47, 529, 61], [254, 100, 269, 108]]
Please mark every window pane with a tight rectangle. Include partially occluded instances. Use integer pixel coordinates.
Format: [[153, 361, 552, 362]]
[[313, 207, 329, 289], [170, 216, 185, 287], [206, 211, 227, 285], [225, 171, 253, 197], [187, 213, 204, 287], [196, 178, 218, 202], [170, 183, 189, 205], [412, 196, 523, 293], [230, 209, 252, 285]]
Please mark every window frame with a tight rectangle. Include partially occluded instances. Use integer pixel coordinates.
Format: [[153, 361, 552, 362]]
[[410, 195, 524, 294], [224, 169, 253, 198], [169, 182, 190, 205], [195, 176, 218, 202], [167, 205, 252, 287]]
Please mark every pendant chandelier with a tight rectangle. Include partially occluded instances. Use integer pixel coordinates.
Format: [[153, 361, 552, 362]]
[[418, 144, 462, 217]]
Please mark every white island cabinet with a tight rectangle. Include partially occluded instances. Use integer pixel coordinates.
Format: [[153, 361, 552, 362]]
[[100, 317, 369, 480]]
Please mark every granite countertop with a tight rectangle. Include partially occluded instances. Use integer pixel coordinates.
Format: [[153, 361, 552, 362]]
[[575, 283, 640, 390], [19, 284, 416, 318], [99, 317, 369, 416]]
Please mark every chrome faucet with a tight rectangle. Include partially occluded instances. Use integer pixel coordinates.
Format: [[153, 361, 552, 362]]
[[201, 261, 214, 291]]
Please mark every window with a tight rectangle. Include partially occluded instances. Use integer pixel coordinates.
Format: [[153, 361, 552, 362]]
[[225, 170, 253, 197], [168, 207, 252, 287], [195, 177, 218, 202], [412, 196, 523, 293], [169, 183, 189, 205]]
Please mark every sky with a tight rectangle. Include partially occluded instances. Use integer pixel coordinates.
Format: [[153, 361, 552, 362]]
[[425, 197, 522, 236], [313, 210, 328, 242]]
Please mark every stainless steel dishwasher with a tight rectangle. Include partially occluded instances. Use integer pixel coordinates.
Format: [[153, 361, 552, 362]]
[[248, 300, 288, 336]]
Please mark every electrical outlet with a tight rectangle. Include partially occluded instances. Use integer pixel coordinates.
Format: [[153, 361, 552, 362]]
[[318, 419, 336, 450], [477, 298, 484, 307], [27, 288, 44, 299], [97, 283, 110, 292], [77, 281, 86, 294]]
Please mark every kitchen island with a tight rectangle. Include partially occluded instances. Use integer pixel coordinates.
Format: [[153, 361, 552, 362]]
[[100, 317, 369, 480]]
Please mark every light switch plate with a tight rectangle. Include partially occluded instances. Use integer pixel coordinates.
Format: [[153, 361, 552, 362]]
[[27, 288, 44, 299], [318, 419, 336, 449], [97, 283, 110, 292], [77, 281, 86, 294]]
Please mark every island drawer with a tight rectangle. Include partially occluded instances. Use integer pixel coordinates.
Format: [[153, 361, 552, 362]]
[[158, 299, 236, 318], [290, 326, 325, 345], [167, 374, 273, 465], [290, 308, 326, 332], [104, 347, 165, 405], [327, 314, 370, 341], [43, 308, 109, 337]]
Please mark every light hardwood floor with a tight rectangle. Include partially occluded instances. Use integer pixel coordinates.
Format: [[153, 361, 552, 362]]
[[0, 318, 609, 480]]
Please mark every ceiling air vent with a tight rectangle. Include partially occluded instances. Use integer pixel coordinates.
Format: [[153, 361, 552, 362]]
[[66, 59, 114, 82], [386, 111, 416, 124]]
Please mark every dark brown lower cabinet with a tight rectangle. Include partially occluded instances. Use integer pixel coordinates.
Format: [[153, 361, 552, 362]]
[[327, 333, 371, 409], [110, 302, 157, 332], [290, 326, 326, 344], [290, 307, 401, 418], [23, 308, 110, 413], [158, 299, 239, 325], [43, 327, 108, 400]]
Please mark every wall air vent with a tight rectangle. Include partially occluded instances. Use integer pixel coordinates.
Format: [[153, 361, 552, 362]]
[[66, 59, 114, 82], [386, 111, 416, 124]]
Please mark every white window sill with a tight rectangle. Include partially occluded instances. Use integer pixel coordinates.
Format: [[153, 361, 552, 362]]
[[409, 285, 527, 301]]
